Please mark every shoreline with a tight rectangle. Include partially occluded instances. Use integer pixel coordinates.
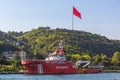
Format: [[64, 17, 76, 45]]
[[0, 72, 24, 74], [0, 70, 120, 74], [103, 70, 120, 73]]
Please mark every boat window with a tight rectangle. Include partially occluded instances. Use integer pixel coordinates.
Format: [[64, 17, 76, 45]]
[[51, 61, 66, 64]]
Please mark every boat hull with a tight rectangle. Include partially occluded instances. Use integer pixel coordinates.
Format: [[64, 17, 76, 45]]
[[22, 60, 76, 74], [22, 60, 101, 74]]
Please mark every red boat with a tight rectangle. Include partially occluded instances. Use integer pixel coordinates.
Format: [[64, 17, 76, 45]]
[[21, 41, 102, 74]]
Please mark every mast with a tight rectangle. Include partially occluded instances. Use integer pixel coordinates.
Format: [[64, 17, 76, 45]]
[[72, 13, 74, 30], [59, 40, 63, 48], [72, 6, 82, 30]]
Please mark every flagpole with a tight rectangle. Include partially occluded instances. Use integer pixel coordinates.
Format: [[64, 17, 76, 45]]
[[72, 13, 74, 30], [72, 6, 81, 30]]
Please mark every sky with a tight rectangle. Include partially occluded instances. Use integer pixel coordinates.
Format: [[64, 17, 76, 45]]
[[0, 0, 120, 40]]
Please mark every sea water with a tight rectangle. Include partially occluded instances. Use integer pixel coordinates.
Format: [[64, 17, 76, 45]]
[[0, 73, 120, 80]]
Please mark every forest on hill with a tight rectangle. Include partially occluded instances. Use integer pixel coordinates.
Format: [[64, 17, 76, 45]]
[[19, 27, 120, 57], [0, 27, 120, 71], [0, 27, 120, 57]]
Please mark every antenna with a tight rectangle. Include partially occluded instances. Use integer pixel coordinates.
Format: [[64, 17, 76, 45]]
[[59, 40, 63, 48]]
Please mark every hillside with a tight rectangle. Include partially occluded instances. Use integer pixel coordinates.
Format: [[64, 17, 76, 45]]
[[0, 27, 120, 72], [0, 31, 19, 53], [0, 27, 120, 57], [16, 27, 120, 57]]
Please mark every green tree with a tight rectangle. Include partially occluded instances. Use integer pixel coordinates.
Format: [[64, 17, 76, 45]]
[[71, 54, 80, 62], [0, 55, 10, 65], [111, 51, 120, 66], [82, 53, 91, 61], [92, 54, 102, 65], [100, 53, 111, 68]]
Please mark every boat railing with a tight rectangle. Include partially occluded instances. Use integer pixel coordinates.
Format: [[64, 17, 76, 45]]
[[75, 60, 90, 68]]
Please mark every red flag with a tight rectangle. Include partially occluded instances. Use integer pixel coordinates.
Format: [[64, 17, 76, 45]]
[[73, 6, 81, 19]]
